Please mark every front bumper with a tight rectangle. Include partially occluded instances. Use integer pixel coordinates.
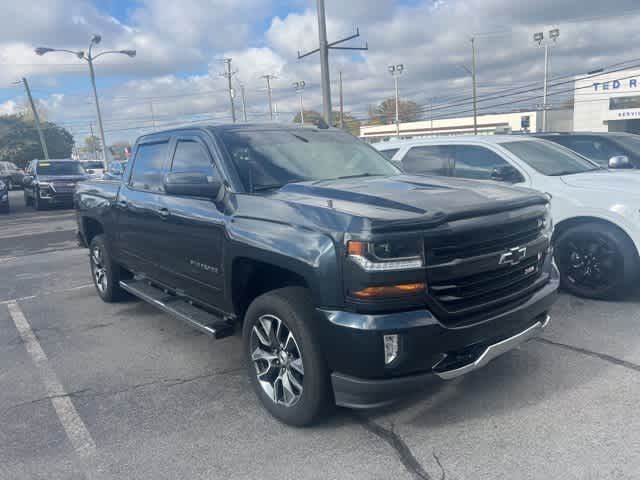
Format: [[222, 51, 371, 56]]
[[320, 264, 559, 409]]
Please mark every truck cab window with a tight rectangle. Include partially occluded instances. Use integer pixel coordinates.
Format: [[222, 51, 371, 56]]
[[130, 142, 169, 192], [171, 140, 218, 177]]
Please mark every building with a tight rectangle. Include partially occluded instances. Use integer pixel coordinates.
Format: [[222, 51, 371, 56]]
[[360, 109, 572, 142], [574, 67, 640, 133]]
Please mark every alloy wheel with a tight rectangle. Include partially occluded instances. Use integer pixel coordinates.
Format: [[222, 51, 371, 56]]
[[563, 235, 618, 290], [250, 314, 304, 407], [90, 245, 108, 294]]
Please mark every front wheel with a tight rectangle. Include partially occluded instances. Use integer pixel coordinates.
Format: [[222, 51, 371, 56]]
[[243, 287, 332, 426], [555, 222, 638, 299], [34, 190, 46, 210], [89, 234, 127, 302]]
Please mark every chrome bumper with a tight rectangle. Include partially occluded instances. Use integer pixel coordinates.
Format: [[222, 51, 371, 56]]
[[434, 314, 551, 380]]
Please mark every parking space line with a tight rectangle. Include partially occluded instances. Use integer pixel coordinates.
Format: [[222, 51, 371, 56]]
[[0, 284, 93, 305], [6, 301, 97, 459]]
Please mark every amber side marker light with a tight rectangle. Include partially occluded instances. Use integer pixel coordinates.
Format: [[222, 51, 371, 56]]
[[351, 282, 426, 299]]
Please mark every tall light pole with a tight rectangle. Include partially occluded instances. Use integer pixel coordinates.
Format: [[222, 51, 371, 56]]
[[471, 36, 478, 135], [293, 81, 306, 125], [261, 74, 276, 120], [35, 35, 136, 168], [534, 28, 559, 132], [388, 64, 404, 137], [16, 77, 49, 160]]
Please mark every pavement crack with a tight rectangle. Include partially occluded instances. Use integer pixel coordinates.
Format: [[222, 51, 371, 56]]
[[1, 388, 90, 416], [432, 452, 446, 480], [354, 414, 431, 480], [533, 337, 640, 373]]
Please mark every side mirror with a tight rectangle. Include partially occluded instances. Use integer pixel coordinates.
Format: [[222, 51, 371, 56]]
[[22, 176, 33, 186], [164, 172, 223, 199], [490, 165, 522, 183], [87, 169, 95, 175], [608, 155, 633, 169]]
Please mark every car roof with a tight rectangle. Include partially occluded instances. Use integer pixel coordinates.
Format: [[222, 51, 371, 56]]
[[136, 122, 334, 143], [534, 132, 637, 137], [374, 134, 539, 149]]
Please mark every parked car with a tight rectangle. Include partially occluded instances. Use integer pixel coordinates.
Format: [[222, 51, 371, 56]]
[[376, 136, 640, 299], [0, 178, 9, 213], [80, 160, 106, 179], [23, 159, 88, 210], [76, 124, 558, 425], [534, 132, 640, 169], [0, 161, 25, 190]]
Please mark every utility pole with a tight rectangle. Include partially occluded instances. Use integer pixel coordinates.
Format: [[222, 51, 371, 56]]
[[19, 77, 49, 160], [150, 100, 157, 131], [293, 81, 306, 125], [388, 64, 404, 137], [238, 82, 248, 122], [89, 122, 97, 159], [534, 28, 560, 132], [339, 71, 344, 129], [298, 1, 368, 124], [220, 58, 236, 123], [471, 36, 478, 135], [261, 74, 276, 120]]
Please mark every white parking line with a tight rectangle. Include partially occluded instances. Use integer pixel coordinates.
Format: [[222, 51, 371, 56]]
[[6, 301, 97, 459], [0, 284, 93, 305]]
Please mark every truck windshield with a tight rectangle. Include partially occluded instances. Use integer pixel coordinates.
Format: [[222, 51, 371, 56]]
[[610, 134, 640, 154], [220, 128, 400, 192], [500, 140, 601, 176], [37, 162, 85, 175]]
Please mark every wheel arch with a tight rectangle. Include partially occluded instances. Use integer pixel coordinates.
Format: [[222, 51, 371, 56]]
[[553, 215, 640, 258], [82, 216, 105, 246]]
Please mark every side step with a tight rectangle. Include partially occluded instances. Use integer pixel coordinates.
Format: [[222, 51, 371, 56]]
[[119, 279, 235, 339]]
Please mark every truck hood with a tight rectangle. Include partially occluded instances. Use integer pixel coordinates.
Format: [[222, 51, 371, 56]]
[[271, 175, 546, 227], [560, 170, 639, 191]]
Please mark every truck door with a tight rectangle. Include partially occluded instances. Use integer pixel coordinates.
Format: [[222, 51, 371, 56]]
[[114, 137, 172, 283], [159, 134, 226, 308]]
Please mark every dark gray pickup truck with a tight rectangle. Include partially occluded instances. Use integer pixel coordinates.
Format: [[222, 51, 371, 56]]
[[75, 123, 558, 425]]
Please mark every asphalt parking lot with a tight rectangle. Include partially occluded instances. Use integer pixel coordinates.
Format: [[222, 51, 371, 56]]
[[1, 188, 639, 480]]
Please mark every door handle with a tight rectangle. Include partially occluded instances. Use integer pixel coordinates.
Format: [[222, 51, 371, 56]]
[[156, 207, 170, 219], [117, 199, 128, 209]]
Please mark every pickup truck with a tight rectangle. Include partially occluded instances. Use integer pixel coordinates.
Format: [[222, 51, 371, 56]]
[[76, 124, 558, 426]]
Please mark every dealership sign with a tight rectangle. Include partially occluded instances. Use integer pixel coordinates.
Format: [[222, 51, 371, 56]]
[[593, 78, 639, 92]]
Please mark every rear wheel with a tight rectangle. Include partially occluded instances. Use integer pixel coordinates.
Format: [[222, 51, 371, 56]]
[[243, 287, 332, 426], [555, 222, 638, 299], [89, 234, 127, 302]]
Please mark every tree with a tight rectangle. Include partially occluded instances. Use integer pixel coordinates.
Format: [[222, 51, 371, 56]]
[[368, 98, 420, 125], [109, 141, 132, 162], [84, 135, 102, 158], [292, 110, 361, 137], [0, 115, 73, 168]]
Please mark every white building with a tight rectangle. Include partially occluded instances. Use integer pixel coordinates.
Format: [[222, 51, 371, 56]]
[[574, 67, 640, 133]]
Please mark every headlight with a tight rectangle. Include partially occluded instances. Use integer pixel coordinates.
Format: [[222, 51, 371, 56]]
[[38, 181, 55, 192], [542, 203, 554, 236], [347, 239, 424, 271]]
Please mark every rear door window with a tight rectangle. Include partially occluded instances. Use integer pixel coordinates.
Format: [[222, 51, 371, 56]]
[[401, 145, 453, 176], [129, 142, 169, 192]]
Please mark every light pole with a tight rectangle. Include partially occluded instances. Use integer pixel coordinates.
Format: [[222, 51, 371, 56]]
[[261, 74, 276, 121], [388, 64, 404, 137], [293, 81, 306, 125], [534, 28, 559, 132], [36, 35, 136, 168]]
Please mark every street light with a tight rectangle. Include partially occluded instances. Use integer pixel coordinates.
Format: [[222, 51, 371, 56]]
[[533, 28, 559, 132], [35, 35, 136, 168], [388, 64, 404, 137], [293, 81, 306, 125]]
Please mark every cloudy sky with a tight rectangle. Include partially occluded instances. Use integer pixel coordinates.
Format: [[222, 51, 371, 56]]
[[1, 0, 639, 144]]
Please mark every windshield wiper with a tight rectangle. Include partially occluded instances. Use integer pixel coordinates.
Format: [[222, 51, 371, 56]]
[[252, 184, 285, 192], [333, 173, 387, 180], [548, 170, 589, 176]]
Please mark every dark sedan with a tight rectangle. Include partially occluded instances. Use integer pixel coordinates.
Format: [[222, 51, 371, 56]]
[[22, 159, 88, 210], [535, 132, 640, 169], [0, 178, 9, 213], [0, 161, 25, 190]]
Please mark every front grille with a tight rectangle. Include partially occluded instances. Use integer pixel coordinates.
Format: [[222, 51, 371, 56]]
[[430, 216, 543, 263], [426, 212, 548, 324], [52, 183, 76, 193]]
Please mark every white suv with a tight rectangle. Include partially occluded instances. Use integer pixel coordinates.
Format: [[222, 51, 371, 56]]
[[376, 135, 640, 299]]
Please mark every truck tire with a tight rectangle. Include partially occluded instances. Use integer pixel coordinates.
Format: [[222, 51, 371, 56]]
[[555, 222, 638, 299], [34, 190, 46, 210], [243, 286, 332, 426], [24, 191, 32, 206], [89, 234, 127, 302]]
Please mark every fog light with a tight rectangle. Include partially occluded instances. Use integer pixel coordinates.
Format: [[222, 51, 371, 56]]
[[384, 334, 399, 365]]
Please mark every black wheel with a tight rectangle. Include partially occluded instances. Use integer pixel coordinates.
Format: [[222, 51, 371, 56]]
[[0, 202, 8, 214], [243, 287, 332, 426], [24, 191, 32, 206], [89, 234, 127, 302], [34, 190, 46, 210], [555, 223, 638, 299]]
